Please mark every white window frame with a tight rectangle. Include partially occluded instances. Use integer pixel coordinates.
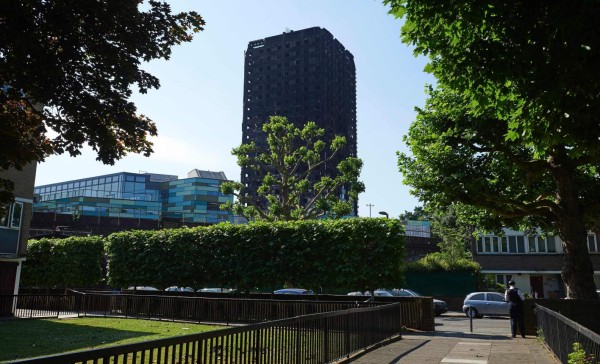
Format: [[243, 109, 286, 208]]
[[0, 202, 23, 230], [478, 233, 560, 254]]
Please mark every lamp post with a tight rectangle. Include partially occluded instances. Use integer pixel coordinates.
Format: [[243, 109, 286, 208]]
[[366, 203, 374, 217], [378, 211, 389, 219]]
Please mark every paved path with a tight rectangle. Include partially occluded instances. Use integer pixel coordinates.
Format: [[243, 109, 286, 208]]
[[344, 312, 559, 364]]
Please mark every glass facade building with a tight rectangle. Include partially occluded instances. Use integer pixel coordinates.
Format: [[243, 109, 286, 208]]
[[34, 170, 234, 225]]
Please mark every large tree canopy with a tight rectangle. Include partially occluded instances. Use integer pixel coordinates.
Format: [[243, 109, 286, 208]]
[[387, 0, 600, 299], [221, 116, 365, 221], [0, 0, 204, 202]]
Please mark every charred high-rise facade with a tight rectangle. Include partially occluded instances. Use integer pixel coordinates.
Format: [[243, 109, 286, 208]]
[[241, 27, 357, 214]]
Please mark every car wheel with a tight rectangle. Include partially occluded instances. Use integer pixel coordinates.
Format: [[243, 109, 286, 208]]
[[466, 307, 478, 318]]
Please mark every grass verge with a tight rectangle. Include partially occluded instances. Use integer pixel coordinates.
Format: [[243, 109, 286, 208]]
[[0, 317, 222, 362]]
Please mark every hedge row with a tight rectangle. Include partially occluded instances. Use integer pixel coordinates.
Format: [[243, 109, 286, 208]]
[[21, 236, 105, 289], [23, 219, 405, 293]]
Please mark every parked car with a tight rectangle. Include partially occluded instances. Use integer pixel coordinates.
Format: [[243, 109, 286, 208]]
[[347, 290, 393, 297], [391, 288, 448, 316], [274, 288, 314, 295], [126, 286, 159, 291], [198, 288, 234, 293], [347, 291, 364, 296], [462, 292, 509, 318], [372, 290, 393, 297], [165, 286, 194, 292]]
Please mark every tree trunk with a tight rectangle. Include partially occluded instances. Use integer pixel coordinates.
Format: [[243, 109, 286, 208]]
[[559, 219, 598, 299], [551, 150, 598, 299]]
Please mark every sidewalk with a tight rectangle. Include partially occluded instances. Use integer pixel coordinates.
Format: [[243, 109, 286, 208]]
[[344, 312, 559, 364]]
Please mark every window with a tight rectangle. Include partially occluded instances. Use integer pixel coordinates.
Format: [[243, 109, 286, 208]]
[[471, 293, 485, 301], [517, 236, 525, 253], [488, 293, 505, 302], [588, 234, 598, 253], [0, 202, 23, 229], [492, 237, 499, 252], [508, 236, 517, 253], [528, 236, 536, 252], [547, 236, 557, 252], [537, 237, 547, 252]]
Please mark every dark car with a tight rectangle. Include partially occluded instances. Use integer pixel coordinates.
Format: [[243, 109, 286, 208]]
[[462, 292, 509, 318], [391, 288, 448, 316]]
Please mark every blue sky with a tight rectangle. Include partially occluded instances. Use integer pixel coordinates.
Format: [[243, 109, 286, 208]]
[[35, 0, 435, 218]]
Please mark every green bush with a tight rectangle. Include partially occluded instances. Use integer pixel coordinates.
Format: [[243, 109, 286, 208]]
[[106, 218, 405, 293], [568, 342, 596, 364], [407, 252, 480, 273], [22, 236, 105, 288], [21, 219, 405, 293]]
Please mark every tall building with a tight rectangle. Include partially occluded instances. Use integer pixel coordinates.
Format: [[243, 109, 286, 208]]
[[31, 169, 238, 236], [241, 27, 357, 213]]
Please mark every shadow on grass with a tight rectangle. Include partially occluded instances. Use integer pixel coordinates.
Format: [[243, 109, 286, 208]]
[[0, 318, 163, 362]]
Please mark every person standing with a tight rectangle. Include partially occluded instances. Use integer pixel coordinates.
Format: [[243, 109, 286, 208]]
[[505, 280, 525, 338]]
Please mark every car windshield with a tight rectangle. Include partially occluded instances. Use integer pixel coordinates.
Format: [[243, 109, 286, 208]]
[[405, 289, 423, 296]]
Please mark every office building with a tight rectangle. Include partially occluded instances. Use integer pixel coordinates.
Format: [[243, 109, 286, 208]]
[[242, 27, 357, 212], [31, 169, 236, 236]]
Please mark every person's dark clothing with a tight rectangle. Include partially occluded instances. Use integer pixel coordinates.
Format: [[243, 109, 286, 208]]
[[506, 287, 525, 338]]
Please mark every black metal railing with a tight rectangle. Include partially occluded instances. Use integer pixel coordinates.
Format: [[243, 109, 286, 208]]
[[536, 304, 600, 363], [2, 292, 434, 331], [78, 293, 381, 324], [9, 303, 402, 364], [0, 294, 78, 319]]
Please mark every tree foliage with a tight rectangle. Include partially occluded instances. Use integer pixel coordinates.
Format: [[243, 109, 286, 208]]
[[407, 252, 480, 273], [427, 203, 477, 262], [386, 1, 600, 299], [0, 1, 205, 203], [221, 116, 365, 221], [398, 206, 427, 221]]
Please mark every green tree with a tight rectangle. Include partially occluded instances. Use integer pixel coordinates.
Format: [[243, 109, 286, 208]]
[[0, 1, 205, 203], [221, 116, 365, 221], [428, 204, 474, 262], [398, 206, 427, 221], [387, 0, 600, 299]]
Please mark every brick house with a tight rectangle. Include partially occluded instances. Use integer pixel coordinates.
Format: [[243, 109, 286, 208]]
[[473, 228, 600, 298], [0, 163, 37, 297]]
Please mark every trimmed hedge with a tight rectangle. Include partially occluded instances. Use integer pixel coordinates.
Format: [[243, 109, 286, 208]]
[[22, 219, 405, 293], [21, 236, 105, 288], [107, 219, 406, 293]]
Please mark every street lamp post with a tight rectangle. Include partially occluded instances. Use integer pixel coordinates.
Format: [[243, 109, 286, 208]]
[[366, 203, 374, 217], [378, 211, 389, 219]]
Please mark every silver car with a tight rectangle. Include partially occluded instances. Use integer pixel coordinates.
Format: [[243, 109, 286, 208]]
[[462, 292, 509, 318]]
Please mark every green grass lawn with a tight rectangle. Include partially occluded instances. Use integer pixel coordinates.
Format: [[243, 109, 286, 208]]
[[0, 317, 223, 362]]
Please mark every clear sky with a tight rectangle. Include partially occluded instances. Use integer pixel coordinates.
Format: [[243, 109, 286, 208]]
[[35, 0, 435, 218]]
